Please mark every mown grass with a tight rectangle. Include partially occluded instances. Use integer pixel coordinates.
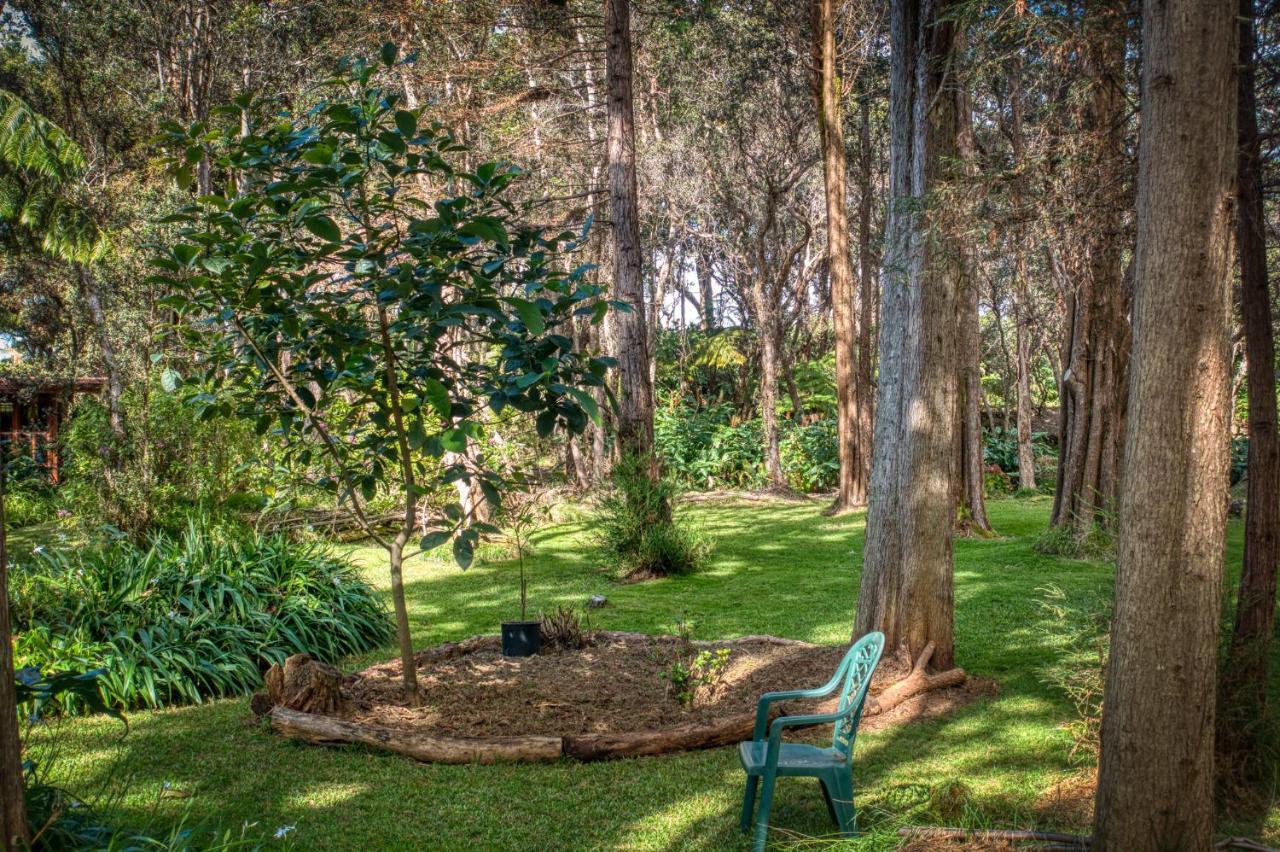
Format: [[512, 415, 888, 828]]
[[22, 496, 1280, 850]]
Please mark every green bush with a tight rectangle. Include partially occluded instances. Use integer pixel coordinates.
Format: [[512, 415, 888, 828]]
[[654, 401, 840, 493], [982, 427, 1056, 475], [593, 455, 711, 578], [11, 524, 390, 711], [58, 377, 267, 536]]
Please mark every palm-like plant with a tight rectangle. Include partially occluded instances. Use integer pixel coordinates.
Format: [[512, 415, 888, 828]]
[[0, 90, 105, 263]]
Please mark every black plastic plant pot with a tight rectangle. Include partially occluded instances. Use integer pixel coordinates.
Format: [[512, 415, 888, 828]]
[[501, 621, 542, 657]]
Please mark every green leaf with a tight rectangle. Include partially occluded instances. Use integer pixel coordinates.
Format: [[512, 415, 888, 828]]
[[567, 388, 601, 425], [508, 298, 545, 335], [535, 409, 557, 439], [419, 530, 451, 551], [423, 378, 450, 419], [440, 428, 467, 453], [380, 42, 398, 67], [452, 534, 474, 569], [301, 145, 333, 165], [395, 110, 417, 139], [304, 215, 341, 243]]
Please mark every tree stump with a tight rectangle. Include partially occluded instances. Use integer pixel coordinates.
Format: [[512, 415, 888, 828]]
[[257, 654, 344, 716]]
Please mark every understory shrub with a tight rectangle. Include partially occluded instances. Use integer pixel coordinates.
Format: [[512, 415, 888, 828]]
[[654, 402, 839, 492], [1034, 518, 1116, 561], [593, 455, 711, 577], [10, 524, 390, 710], [1036, 586, 1110, 763]]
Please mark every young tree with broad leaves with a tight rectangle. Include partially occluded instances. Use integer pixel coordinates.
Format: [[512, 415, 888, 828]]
[[154, 48, 612, 703]]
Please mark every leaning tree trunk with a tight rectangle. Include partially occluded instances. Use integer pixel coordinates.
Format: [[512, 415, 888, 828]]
[[604, 0, 656, 471], [1092, 0, 1237, 846], [1009, 65, 1037, 492], [0, 468, 29, 850], [853, 0, 962, 670], [814, 0, 869, 512], [1050, 0, 1129, 536], [1218, 0, 1279, 782]]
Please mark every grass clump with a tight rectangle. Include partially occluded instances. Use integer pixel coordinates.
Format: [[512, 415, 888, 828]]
[[1034, 519, 1115, 561], [592, 454, 711, 578], [11, 523, 390, 711]]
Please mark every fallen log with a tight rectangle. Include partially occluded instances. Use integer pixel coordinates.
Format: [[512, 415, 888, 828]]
[[563, 711, 761, 761], [866, 642, 966, 717], [268, 707, 564, 764]]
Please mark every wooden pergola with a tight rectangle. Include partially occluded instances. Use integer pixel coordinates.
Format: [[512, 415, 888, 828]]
[[0, 376, 104, 483]]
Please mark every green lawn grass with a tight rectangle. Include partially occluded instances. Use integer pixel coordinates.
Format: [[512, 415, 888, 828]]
[[23, 496, 1280, 850]]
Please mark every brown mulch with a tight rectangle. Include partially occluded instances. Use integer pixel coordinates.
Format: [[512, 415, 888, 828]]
[[338, 632, 995, 740]]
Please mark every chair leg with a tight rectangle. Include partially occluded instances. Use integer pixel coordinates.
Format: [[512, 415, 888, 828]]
[[827, 775, 857, 838], [752, 773, 777, 852], [740, 775, 759, 833], [818, 779, 838, 826]]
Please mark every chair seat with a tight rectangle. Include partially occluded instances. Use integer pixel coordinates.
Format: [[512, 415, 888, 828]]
[[739, 740, 844, 777]]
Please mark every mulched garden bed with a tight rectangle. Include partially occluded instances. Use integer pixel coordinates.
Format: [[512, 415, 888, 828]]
[[262, 632, 995, 764]]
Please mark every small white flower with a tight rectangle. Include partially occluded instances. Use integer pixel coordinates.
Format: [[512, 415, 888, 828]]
[[274, 825, 295, 839], [32, 545, 44, 555], [162, 781, 172, 789]]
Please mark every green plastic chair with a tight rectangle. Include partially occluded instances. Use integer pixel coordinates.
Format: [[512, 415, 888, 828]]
[[737, 631, 884, 851]]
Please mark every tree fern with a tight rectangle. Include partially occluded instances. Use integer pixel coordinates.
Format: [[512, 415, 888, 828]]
[[0, 90, 105, 262]]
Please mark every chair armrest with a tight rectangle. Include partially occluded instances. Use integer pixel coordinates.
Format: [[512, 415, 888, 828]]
[[761, 708, 855, 764], [751, 672, 846, 740]]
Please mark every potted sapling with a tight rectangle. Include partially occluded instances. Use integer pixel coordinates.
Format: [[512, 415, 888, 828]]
[[501, 489, 547, 657]]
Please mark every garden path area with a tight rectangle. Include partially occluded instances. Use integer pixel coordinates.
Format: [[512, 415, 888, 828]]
[[30, 497, 1279, 850]]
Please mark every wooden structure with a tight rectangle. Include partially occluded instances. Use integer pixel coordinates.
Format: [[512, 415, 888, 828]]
[[0, 376, 103, 482]]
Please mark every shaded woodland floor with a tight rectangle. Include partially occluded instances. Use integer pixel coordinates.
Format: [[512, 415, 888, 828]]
[[26, 498, 1280, 850]]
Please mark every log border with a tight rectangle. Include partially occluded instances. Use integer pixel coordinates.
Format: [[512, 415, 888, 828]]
[[263, 632, 964, 765]]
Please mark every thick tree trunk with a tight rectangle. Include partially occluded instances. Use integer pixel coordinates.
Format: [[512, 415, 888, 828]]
[[1049, 0, 1129, 536], [1218, 0, 1279, 780], [0, 470, 29, 851], [853, 0, 962, 670], [1092, 0, 1237, 846], [604, 0, 655, 468], [814, 0, 869, 512]]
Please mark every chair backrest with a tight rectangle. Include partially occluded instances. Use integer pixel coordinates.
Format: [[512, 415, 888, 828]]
[[831, 631, 885, 764]]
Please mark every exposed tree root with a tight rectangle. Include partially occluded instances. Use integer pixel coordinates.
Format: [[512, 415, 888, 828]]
[[865, 642, 967, 717]]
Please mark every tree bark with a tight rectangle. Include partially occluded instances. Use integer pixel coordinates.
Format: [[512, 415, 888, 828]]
[[0, 466, 30, 851], [854, 0, 962, 670], [1008, 65, 1037, 492], [1049, 0, 1130, 536], [77, 265, 125, 446], [1218, 0, 1279, 780], [604, 0, 656, 469], [1092, 0, 1237, 845], [814, 0, 869, 512]]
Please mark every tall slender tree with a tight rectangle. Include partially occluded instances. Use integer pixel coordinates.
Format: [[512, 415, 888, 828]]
[[854, 0, 963, 668], [605, 0, 656, 470], [1092, 0, 1237, 844], [1218, 0, 1279, 781], [813, 0, 870, 511]]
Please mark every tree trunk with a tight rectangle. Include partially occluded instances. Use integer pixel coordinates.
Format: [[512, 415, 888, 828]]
[[78, 265, 125, 446], [0, 466, 30, 851], [604, 0, 656, 469], [755, 295, 786, 490], [814, 0, 869, 512], [1049, 0, 1130, 536], [1092, 0, 1237, 845], [855, 96, 876, 478], [954, 84, 991, 536], [1218, 0, 1279, 781], [1008, 62, 1037, 493], [853, 0, 962, 670]]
